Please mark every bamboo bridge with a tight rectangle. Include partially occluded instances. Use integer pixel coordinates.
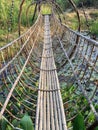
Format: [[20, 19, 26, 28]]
[[0, 6, 98, 130]]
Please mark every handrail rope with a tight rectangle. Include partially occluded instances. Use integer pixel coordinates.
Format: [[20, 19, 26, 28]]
[[0, 35, 39, 108], [16, 59, 39, 87], [74, 42, 91, 80], [0, 102, 20, 120], [0, 79, 36, 120], [0, 17, 42, 72], [2, 116, 23, 130], [63, 100, 94, 123], [16, 64, 39, 90], [1, 74, 36, 112], [0, 46, 38, 101], [57, 35, 98, 121], [5, 69, 37, 105], [1, 44, 39, 90], [63, 73, 97, 99], [0, 14, 41, 51], [53, 12, 98, 46], [0, 20, 40, 74], [13, 34, 40, 81], [12, 25, 41, 73], [61, 71, 97, 126], [55, 32, 98, 74], [60, 63, 97, 103], [66, 105, 88, 122], [66, 35, 98, 83], [79, 51, 98, 73], [52, 12, 97, 74], [17, 56, 40, 76], [59, 38, 95, 78], [0, 63, 36, 118], [5, 69, 37, 96], [0, 24, 40, 119], [19, 25, 43, 69], [5, 37, 39, 100], [63, 89, 96, 111]]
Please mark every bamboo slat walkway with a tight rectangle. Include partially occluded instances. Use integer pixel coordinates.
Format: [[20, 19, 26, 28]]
[[35, 15, 67, 130]]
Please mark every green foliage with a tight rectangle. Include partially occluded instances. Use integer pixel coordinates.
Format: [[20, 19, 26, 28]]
[[0, 118, 13, 130], [7, 125, 12, 130], [90, 21, 98, 36], [0, 119, 8, 130], [88, 112, 95, 124], [0, 0, 33, 32], [20, 113, 34, 130], [90, 12, 98, 18], [56, 0, 98, 10], [74, 0, 98, 7], [41, 4, 52, 15], [95, 126, 98, 130], [74, 0, 80, 4], [12, 119, 19, 128], [0, 113, 34, 130], [57, 0, 70, 11], [73, 113, 86, 130]]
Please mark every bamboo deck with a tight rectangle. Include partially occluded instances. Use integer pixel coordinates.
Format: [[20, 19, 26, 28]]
[[35, 15, 67, 130]]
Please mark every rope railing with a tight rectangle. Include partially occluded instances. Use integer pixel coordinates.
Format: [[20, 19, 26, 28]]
[[51, 13, 98, 128], [0, 14, 44, 129], [57, 35, 98, 119], [0, 15, 41, 73], [0, 14, 41, 51], [0, 28, 40, 118]]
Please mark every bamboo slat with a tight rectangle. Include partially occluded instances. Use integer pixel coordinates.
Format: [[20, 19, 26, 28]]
[[35, 15, 67, 130]]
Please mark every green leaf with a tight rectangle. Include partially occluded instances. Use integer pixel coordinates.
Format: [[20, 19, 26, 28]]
[[12, 119, 19, 127], [73, 113, 86, 130], [1, 119, 8, 130], [7, 125, 12, 130], [20, 113, 34, 130], [94, 126, 98, 130]]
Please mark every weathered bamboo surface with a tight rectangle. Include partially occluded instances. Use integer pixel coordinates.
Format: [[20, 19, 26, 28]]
[[35, 15, 67, 130]]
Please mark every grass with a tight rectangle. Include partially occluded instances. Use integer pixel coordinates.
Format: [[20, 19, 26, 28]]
[[64, 8, 98, 37], [90, 11, 98, 18], [41, 4, 52, 15], [0, 3, 52, 48], [90, 21, 98, 36], [0, 7, 98, 49]]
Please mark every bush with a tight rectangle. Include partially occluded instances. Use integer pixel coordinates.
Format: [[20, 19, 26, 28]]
[[90, 21, 98, 36], [73, 113, 86, 130]]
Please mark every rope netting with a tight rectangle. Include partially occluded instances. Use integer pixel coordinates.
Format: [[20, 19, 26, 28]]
[[0, 14, 43, 128], [52, 12, 98, 128]]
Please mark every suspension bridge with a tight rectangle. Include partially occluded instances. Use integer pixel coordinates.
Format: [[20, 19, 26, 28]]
[[0, 1, 98, 130]]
